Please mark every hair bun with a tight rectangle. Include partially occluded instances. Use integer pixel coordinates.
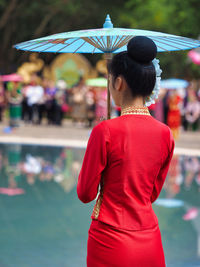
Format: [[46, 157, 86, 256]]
[[127, 36, 157, 64]]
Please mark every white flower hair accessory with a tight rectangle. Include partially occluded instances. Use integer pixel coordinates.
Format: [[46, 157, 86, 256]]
[[144, 58, 162, 107]]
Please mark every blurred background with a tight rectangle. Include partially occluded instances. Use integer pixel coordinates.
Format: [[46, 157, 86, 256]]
[[0, 1, 200, 266]]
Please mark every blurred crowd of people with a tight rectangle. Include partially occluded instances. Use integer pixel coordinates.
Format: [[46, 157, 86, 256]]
[[148, 84, 200, 139], [0, 73, 200, 136], [0, 73, 108, 128], [0, 74, 70, 127]]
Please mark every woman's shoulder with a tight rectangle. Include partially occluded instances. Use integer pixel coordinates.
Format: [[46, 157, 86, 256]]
[[91, 120, 111, 138]]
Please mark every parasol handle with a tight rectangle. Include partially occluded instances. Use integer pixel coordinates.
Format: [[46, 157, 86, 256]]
[[105, 53, 112, 120]]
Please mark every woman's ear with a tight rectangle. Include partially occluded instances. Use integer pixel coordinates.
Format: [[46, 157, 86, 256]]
[[115, 76, 123, 92]]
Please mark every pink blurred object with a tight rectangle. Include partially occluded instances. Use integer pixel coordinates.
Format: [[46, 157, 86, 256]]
[[0, 187, 25, 196], [188, 50, 200, 65], [1, 73, 23, 82], [183, 207, 198, 221]]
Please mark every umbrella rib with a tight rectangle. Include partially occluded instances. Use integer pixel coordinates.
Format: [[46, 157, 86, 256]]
[[90, 36, 103, 49], [83, 37, 102, 49], [177, 36, 200, 44], [114, 36, 126, 48], [19, 38, 67, 51], [82, 37, 97, 47], [107, 36, 111, 49], [17, 40, 49, 50], [110, 36, 114, 48], [100, 36, 106, 49], [24, 41, 53, 51], [73, 40, 87, 53], [92, 46, 96, 54], [175, 37, 200, 46], [165, 36, 200, 45], [56, 38, 81, 52], [96, 36, 105, 49], [16, 41, 37, 48], [116, 36, 133, 48], [112, 36, 120, 49], [154, 36, 199, 48], [155, 43, 169, 51], [38, 39, 68, 52], [152, 37, 187, 50]]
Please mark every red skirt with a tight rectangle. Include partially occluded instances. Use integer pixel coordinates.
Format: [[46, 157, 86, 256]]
[[87, 220, 166, 267]]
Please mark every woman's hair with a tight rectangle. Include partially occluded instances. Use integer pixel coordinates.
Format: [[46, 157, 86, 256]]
[[107, 36, 157, 98]]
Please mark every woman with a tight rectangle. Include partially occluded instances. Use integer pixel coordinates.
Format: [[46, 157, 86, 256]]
[[0, 79, 5, 121], [77, 36, 175, 267], [167, 90, 182, 139], [7, 81, 23, 127], [184, 90, 200, 131], [71, 77, 87, 126]]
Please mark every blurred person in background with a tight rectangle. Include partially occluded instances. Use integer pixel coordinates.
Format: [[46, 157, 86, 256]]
[[26, 74, 44, 124], [54, 80, 69, 126], [163, 90, 170, 125], [167, 90, 182, 140], [7, 81, 23, 127], [36, 78, 48, 125], [85, 87, 96, 127], [45, 79, 57, 125], [71, 77, 87, 127], [21, 83, 29, 122], [154, 88, 166, 123], [184, 89, 200, 131], [0, 78, 5, 122], [95, 87, 107, 123]]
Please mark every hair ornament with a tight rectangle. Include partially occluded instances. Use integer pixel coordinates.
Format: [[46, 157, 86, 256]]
[[144, 58, 162, 107]]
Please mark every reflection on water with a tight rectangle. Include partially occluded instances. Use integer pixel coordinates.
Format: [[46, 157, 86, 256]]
[[0, 144, 199, 267], [154, 154, 200, 267]]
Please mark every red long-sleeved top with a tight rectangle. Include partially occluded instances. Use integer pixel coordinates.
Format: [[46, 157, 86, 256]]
[[77, 114, 175, 230]]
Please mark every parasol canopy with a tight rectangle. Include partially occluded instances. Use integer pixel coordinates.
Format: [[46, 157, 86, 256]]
[[14, 15, 200, 54]]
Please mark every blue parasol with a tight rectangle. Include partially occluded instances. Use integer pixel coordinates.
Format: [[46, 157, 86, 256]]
[[14, 15, 200, 118], [15, 15, 200, 54]]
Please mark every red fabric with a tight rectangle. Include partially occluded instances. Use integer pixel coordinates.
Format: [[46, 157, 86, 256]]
[[148, 103, 156, 110], [87, 220, 166, 267], [77, 114, 174, 266], [167, 95, 181, 129], [115, 106, 121, 111]]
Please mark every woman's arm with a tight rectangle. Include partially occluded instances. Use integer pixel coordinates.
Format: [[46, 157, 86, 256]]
[[151, 128, 175, 203], [77, 122, 110, 203]]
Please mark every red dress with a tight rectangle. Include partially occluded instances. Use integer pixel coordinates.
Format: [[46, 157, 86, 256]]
[[77, 114, 175, 267], [167, 95, 181, 129]]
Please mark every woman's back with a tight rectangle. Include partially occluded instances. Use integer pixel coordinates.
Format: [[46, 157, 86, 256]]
[[78, 114, 174, 230]]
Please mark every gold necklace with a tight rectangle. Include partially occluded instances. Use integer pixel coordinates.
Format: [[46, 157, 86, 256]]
[[121, 106, 150, 116]]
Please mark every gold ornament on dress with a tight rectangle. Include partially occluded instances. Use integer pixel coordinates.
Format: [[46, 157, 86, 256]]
[[121, 106, 150, 116], [92, 177, 104, 219]]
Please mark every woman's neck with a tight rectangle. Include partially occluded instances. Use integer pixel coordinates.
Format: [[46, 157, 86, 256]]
[[121, 96, 145, 109]]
